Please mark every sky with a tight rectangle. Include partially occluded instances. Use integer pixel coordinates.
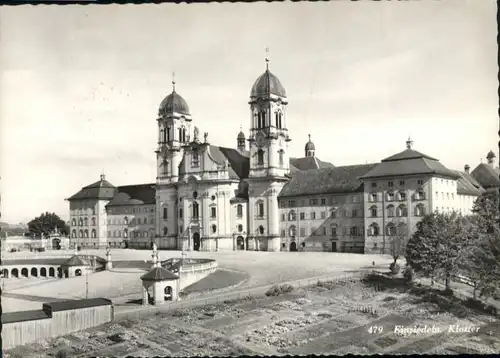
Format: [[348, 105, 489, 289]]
[[0, 1, 497, 224]]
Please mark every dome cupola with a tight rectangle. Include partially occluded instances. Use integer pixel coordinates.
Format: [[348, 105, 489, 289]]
[[305, 134, 315, 157], [158, 79, 190, 116], [250, 55, 286, 99]]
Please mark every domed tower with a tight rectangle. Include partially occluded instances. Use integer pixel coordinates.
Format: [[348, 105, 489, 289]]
[[305, 134, 315, 157], [247, 52, 291, 252], [156, 77, 193, 183], [486, 150, 496, 165], [248, 55, 290, 179], [237, 126, 246, 153]]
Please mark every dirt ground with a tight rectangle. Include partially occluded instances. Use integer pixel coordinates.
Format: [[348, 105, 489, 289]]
[[5, 279, 499, 357]]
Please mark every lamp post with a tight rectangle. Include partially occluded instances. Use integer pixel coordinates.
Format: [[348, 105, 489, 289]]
[[85, 267, 89, 299]]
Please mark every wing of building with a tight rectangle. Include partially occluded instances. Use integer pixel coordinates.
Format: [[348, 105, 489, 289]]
[[66, 62, 498, 254]]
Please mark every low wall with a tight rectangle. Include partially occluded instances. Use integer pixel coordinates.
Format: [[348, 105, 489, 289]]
[[178, 260, 218, 291], [1, 298, 113, 350]]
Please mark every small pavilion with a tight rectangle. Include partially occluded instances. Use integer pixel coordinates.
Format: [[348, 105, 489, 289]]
[[140, 267, 179, 305], [60, 255, 90, 278]]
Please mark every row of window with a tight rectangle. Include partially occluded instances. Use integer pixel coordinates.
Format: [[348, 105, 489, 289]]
[[435, 192, 455, 201], [282, 196, 362, 208], [71, 229, 97, 238], [369, 204, 425, 218], [255, 111, 284, 129], [255, 149, 285, 166], [108, 229, 153, 238], [72, 208, 97, 215], [107, 207, 154, 214], [367, 222, 408, 236], [371, 179, 424, 188], [283, 209, 360, 221], [107, 217, 153, 225], [72, 218, 96, 227], [159, 127, 187, 143]]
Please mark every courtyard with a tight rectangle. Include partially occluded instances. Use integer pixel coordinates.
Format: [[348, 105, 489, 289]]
[[1, 249, 393, 313], [4, 277, 499, 357]]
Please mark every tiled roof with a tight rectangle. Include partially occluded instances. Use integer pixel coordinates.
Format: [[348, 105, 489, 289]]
[[471, 163, 500, 188], [290, 157, 334, 171], [279, 164, 377, 198], [461, 171, 483, 189], [2, 309, 50, 324], [106, 184, 156, 207], [360, 149, 459, 180], [217, 146, 250, 179], [61, 255, 89, 267], [453, 171, 484, 196], [43, 298, 112, 312], [382, 148, 438, 162], [67, 177, 117, 201], [140, 267, 179, 281]]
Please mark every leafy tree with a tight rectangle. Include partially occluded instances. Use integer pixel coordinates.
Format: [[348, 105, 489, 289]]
[[388, 221, 408, 265], [27, 212, 69, 238], [406, 212, 468, 290], [405, 213, 443, 286], [460, 191, 500, 299]]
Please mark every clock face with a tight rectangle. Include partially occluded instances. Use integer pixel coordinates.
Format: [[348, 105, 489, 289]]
[[256, 132, 265, 147]]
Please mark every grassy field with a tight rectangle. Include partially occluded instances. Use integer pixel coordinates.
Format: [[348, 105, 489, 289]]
[[5, 277, 499, 357]]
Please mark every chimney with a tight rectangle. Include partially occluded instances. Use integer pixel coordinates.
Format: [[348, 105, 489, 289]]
[[464, 164, 470, 174]]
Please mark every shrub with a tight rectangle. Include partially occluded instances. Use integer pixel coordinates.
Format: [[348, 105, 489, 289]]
[[389, 262, 401, 275], [265, 284, 294, 297], [55, 348, 71, 358], [10, 248, 17, 252], [382, 296, 397, 302], [403, 265, 414, 283]]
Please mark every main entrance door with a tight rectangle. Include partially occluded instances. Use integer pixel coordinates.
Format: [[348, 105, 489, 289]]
[[236, 236, 244, 250], [193, 232, 201, 251], [290, 241, 297, 252], [331, 242, 337, 252]]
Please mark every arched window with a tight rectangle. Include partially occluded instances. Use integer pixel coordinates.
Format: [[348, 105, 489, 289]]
[[166, 126, 171, 142], [256, 201, 264, 218], [238, 224, 243, 232], [397, 204, 407, 217], [124, 216, 128, 225], [123, 229, 128, 238], [278, 150, 284, 166], [260, 111, 266, 127], [212, 224, 217, 234], [258, 225, 265, 235], [163, 207, 168, 219], [161, 159, 169, 175], [370, 193, 378, 202], [257, 149, 264, 165], [236, 204, 243, 218], [289, 225, 296, 237], [387, 205, 395, 217], [163, 227, 168, 235], [275, 112, 283, 129], [79, 218, 83, 226], [288, 210, 296, 221], [386, 223, 396, 236], [415, 204, 425, 217], [160, 129, 164, 143], [91, 229, 97, 238], [79, 230, 83, 238], [84, 230, 89, 238], [398, 191, 407, 201], [84, 218, 88, 226], [72, 230, 76, 238], [368, 223, 380, 236], [387, 191, 394, 201], [178, 127, 182, 142], [91, 217, 96, 226], [192, 202, 200, 219], [370, 205, 377, 218], [72, 219, 76, 226]]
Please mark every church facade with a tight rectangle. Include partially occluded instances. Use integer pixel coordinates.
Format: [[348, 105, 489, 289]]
[[67, 61, 497, 254]]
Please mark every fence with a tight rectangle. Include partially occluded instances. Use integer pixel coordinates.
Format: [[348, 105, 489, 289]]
[[114, 271, 365, 321]]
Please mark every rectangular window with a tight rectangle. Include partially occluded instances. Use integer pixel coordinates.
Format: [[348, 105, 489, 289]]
[[400, 180, 405, 186], [321, 211, 326, 219], [192, 151, 200, 167], [179, 208, 183, 219], [211, 207, 217, 218], [371, 182, 377, 188], [418, 179, 423, 185], [281, 229, 286, 237], [311, 212, 316, 219], [321, 198, 326, 205], [400, 192, 406, 201], [281, 214, 285, 221], [300, 212, 305, 220], [331, 211, 336, 218], [331, 226, 337, 236], [300, 228, 306, 237], [288, 200, 296, 207], [163, 207, 168, 219], [322, 227, 327, 235], [352, 209, 357, 217], [311, 227, 316, 235], [388, 181, 394, 187]]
